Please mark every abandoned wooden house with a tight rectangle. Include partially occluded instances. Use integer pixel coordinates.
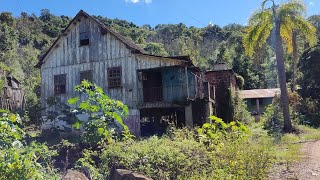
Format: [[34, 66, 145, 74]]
[[36, 10, 218, 136], [0, 69, 25, 111]]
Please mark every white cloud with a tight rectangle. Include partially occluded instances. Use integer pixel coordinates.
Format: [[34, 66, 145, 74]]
[[144, 0, 152, 4], [125, 0, 152, 4], [309, 1, 315, 6], [125, 0, 140, 3]]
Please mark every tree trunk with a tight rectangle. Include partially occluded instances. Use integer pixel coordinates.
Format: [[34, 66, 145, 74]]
[[273, 5, 292, 132], [292, 31, 298, 93], [292, 31, 298, 121]]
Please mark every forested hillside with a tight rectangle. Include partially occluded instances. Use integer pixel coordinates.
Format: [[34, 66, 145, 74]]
[[0, 9, 319, 110]]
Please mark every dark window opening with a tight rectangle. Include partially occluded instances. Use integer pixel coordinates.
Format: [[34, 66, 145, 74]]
[[108, 67, 121, 88], [80, 70, 93, 83], [251, 99, 256, 105], [54, 74, 66, 95], [80, 32, 89, 46], [259, 98, 264, 105], [80, 70, 94, 90], [6, 77, 12, 87]]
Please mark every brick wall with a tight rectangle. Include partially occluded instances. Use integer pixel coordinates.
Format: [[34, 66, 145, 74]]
[[204, 70, 237, 122]]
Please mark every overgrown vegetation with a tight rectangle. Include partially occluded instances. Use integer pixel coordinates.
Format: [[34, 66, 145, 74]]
[[0, 81, 320, 179], [75, 116, 274, 180], [0, 110, 58, 179], [46, 80, 131, 146], [1, 0, 320, 179]]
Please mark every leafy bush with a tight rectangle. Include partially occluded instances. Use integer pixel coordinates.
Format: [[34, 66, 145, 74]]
[[196, 116, 249, 149], [99, 135, 216, 179], [91, 120, 274, 180], [0, 110, 58, 179], [46, 80, 133, 145], [233, 93, 254, 124], [262, 103, 283, 135]]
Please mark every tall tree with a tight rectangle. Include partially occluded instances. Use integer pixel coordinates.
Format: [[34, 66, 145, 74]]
[[243, 0, 315, 132]]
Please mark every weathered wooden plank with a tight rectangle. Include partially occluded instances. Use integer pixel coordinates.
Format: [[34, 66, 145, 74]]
[[106, 32, 111, 60]]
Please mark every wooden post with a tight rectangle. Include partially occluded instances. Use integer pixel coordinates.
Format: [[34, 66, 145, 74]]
[[256, 98, 260, 116], [185, 66, 189, 99]]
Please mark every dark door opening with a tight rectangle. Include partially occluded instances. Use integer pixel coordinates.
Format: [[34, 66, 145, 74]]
[[143, 71, 163, 102], [140, 108, 185, 136]]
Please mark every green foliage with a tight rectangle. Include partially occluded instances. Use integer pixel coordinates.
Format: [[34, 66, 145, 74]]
[[75, 149, 104, 180], [72, 80, 130, 144], [93, 125, 273, 180], [0, 110, 58, 179], [262, 102, 284, 135], [0, 110, 25, 148], [196, 116, 250, 149], [143, 42, 169, 56], [47, 80, 132, 145], [299, 44, 320, 112], [0, 142, 58, 180], [233, 92, 254, 124], [100, 135, 215, 179]]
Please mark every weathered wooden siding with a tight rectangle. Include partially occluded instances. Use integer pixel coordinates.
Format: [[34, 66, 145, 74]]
[[40, 15, 182, 123]]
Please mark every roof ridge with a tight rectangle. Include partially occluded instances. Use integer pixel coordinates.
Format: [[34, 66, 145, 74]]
[[36, 10, 146, 67]]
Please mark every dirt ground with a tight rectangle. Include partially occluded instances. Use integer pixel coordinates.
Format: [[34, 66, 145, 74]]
[[268, 140, 320, 180]]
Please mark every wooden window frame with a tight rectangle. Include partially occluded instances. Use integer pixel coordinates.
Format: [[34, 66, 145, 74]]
[[108, 67, 122, 88], [79, 31, 90, 46], [54, 74, 66, 95]]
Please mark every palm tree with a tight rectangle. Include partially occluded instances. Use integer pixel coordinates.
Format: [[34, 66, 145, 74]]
[[243, 0, 316, 132]]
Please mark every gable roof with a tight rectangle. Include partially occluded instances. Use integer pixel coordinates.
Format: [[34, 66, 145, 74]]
[[35, 10, 147, 68], [239, 88, 280, 99]]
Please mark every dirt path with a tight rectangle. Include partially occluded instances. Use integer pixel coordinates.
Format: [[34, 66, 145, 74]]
[[268, 140, 320, 180]]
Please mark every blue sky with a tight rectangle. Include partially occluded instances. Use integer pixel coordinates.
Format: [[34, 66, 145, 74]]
[[0, 0, 318, 27]]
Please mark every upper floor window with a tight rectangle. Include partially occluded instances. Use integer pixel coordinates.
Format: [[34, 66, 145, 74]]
[[108, 67, 121, 88], [54, 74, 66, 95], [80, 70, 93, 83], [80, 31, 90, 46]]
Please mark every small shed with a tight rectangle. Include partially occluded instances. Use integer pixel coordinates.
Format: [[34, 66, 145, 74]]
[[0, 71, 25, 111], [239, 88, 280, 115]]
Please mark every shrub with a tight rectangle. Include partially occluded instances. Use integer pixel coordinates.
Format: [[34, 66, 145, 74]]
[[93, 122, 274, 180], [196, 116, 250, 149], [99, 135, 216, 179], [46, 80, 133, 145], [0, 110, 58, 179]]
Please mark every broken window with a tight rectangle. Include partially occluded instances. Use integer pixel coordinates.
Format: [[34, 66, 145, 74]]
[[108, 67, 122, 88], [80, 31, 90, 46], [80, 70, 93, 83], [54, 74, 66, 95]]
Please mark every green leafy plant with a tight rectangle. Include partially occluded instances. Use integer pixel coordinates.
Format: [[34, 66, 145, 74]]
[[96, 126, 273, 180], [0, 110, 58, 179], [47, 80, 132, 145], [196, 115, 250, 149]]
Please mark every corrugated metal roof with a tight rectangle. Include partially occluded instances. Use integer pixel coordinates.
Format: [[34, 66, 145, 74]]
[[239, 88, 280, 99]]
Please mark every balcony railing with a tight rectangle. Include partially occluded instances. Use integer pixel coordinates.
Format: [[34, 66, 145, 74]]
[[139, 83, 215, 105], [140, 84, 197, 103]]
